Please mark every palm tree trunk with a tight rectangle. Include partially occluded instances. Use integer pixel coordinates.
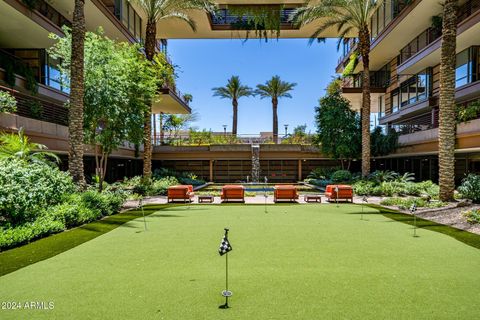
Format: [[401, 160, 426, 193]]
[[438, 0, 457, 201], [359, 26, 371, 177], [142, 19, 157, 179], [232, 98, 238, 135], [68, 0, 86, 187], [272, 97, 278, 144]]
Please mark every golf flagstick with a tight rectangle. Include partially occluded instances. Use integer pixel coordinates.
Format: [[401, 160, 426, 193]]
[[139, 197, 147, 231], [219, 228, 233, 309], [264, 176, 268, 213], [361, 196, 368, 220], [410, 202, 418, 237], [335, 185, 339, 208]]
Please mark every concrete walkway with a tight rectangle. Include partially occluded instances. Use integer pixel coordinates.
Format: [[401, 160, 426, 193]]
[[123, 195, 386, 209]]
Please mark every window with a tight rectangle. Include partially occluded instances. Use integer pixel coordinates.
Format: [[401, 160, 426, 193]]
[[371, 11, 378, 40], [44, 54, 69, 93], [115, 0, 143, 43], [417, 71, 428, 100], [456, 49, 470, 87], [392, 90, 399, 113], [396, 69, 431, 108], [378, 95, 385, 118], [400, 82, 409, 106]]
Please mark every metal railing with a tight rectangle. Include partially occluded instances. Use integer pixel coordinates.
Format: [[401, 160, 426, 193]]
[[152, 133, 314, 146], [399, 0, 480, 65], [0, 85, 68, 126], [211, 8, 296, 26], [26, 0, 71, 29]]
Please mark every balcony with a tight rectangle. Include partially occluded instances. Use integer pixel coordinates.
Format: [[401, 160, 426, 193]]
[[398, 0, 480, 75], [0, 85, 68, 126], [336, 38, 358, 73], [153, 83, 192, 115], [210, 7, 298, 30], [395, 118, 480, 155]]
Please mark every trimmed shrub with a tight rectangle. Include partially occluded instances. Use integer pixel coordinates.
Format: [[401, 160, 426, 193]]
[[151, 177, 180, 195], [353, 180, 376, 196], [380, 197, 446, 209], [331, 170, 352, 182], [0, 213, 65, 250], [0, 159, 76, 225], [463, 209, 480, 224], [458, 174, 480, 203]]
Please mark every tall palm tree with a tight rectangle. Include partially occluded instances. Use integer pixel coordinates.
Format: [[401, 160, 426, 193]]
[[255, 76, 296, 143], [133, 0, 216, 179], [438, 0, 458, 201], [292, 0, 377, 177], [69, 0, 86, 186], [212, 76, 254, 135]]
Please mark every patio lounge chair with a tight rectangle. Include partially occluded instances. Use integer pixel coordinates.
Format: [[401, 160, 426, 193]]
[[325, 184, 353, 203], [274, 185, 299, 203], [167, 185, 194, 203], [221, 185, 245, 203]]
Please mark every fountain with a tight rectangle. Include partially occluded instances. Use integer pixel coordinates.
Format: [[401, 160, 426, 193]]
[[251, 144, 261, 183]]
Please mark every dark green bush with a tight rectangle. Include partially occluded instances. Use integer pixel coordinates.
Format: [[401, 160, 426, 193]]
[[1, 188, 127, 250], [331, 170, 352, 182], [0, 159, 76, 225], [0, 213, 65, 250], [458, 174, 480, 203]]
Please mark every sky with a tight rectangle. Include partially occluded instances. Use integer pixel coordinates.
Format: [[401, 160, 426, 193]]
[[167, 38, 339, 135]]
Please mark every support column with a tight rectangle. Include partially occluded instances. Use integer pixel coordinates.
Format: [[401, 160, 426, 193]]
[[159, 112, 164, 145], [209, 159, 214, 182], [153, 113, 157, 145], [298, 159, 302, 182]]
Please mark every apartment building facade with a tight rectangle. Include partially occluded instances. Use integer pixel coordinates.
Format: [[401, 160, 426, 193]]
[[338, 0, 480, 183], [0, 0, 191, 181]]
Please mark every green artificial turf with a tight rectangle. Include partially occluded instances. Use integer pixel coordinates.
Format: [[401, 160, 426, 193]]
[[0, 204, 479, 319]]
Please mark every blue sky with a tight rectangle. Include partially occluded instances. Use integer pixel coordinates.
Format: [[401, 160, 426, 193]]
[[168, 38, 339, 134]]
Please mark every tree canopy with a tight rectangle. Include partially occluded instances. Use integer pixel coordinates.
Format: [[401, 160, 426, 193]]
[[48, 27, 172, 187], [315, 91, 361, 169]]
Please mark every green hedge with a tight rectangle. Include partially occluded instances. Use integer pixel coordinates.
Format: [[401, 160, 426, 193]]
[[0, 158, 76, 225]]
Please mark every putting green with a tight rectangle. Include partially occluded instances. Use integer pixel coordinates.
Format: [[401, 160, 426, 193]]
[[0, 204, 479, 319]]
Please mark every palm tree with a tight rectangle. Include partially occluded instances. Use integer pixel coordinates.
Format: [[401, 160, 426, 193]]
[[212, 76, 254, 135], [69, 0, 86, 186], [292, 0, 377, 177], [438, 0, 458, 201], [0, 128, 60, 165], [133, 0, 216, 179], [255, 76, 296, 143]]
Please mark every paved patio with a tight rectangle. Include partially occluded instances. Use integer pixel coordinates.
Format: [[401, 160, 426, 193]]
[[123, 195, 385, 208]]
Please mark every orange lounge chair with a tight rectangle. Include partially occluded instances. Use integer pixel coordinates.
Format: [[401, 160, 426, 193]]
[[221, 185, 245, 203], [167, 185, 194, 203], [274, 185, 299, 203], [325, 184, 353, 203]]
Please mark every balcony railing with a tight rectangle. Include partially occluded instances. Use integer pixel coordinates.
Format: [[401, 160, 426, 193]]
[[161, 83, 190, 107], [337, 38, 358, 67], [211, 7, 296, 27], [24, 0, 71, 29], [399, 0, 480, 65], [344, 71, 393, 89], [152, 133, 314, 146], [1, 86, 68, 126]]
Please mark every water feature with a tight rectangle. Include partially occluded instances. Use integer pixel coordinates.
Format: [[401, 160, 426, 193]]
[[251, 144, 260, 183]]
